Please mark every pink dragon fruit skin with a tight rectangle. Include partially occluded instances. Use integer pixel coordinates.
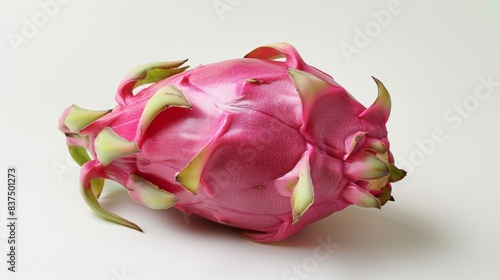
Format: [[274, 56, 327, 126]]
[[58, 43, 406, 242]]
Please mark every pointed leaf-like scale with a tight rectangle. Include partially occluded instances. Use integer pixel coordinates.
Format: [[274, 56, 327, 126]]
[[344, 131, 367, 160], [341, 184, 381, 209], [359, 77, 391, 123], [64, 105, 111, 132], [136, 85, 191, 146], [291, 151, 314, 224], [388, 163, 407, 182], [364, 137, 388, 154], [344, 152, 389, 181], [83, 179, 142, 231], [68, 145, 92, 166], [288, 68, 330, 124], [116, 59, 188, 105], [244, 42, 304, 68], [94, 127, 140, 166], [377, 185, 392, 206], [274, 172, 299, 198], [126, 174, 178, 210], [123, 59, 188, 84], [274, 152, 310, 198], [91, 177, 104, 199], [69, 144, 103, 198], [80, 162, 142, 232], [134, 66, 189, 88], [175, 115, 232, 195], [174, 146, 208, 195]]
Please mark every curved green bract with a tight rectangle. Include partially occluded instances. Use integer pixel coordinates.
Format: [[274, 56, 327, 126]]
[[378, 185, 392, 206], [82, 178, 143, 232], [68, 145, 92, 166], [91, 178, 104, 199], [134, 67, 189, 88], [389, 163, 407, 182], [94, 127, 140, 166], [64, 105, 111, 132], [69, 145, 104, 197]]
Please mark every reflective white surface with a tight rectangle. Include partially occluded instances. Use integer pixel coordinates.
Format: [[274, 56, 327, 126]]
[[0, 0, 499, 279]]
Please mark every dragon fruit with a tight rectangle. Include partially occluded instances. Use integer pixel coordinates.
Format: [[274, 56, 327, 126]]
[[58, 43, 406, 242]]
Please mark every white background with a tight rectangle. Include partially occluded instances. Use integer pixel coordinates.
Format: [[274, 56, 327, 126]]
[[1, 0, 499, 279]]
